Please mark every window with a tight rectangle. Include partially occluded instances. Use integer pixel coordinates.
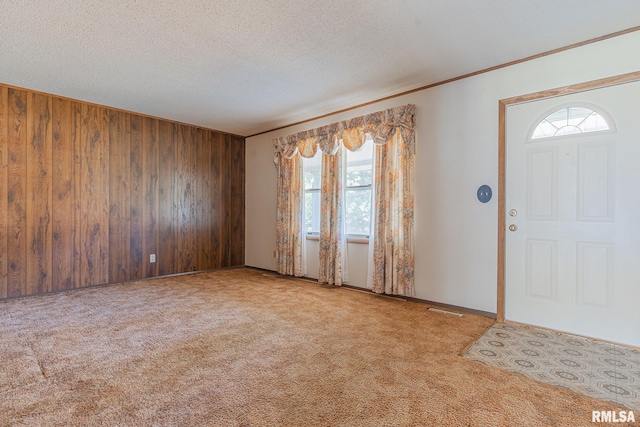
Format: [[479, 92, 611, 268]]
[[345, 138, 374, 237], [303, 152, 322, 234], [303, 138, 374, 238], [530, 105, 613, 140]]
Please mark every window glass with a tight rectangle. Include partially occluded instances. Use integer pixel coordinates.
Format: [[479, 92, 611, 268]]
[[303, 138, 375, 237], [345, 139, 374, 236], [303, 152, 322, 234], [531, 106, 611, 140], [304, 152, 322, 190]]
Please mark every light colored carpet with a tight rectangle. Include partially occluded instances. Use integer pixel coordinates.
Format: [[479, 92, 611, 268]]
[[0, 268, 633, 426]]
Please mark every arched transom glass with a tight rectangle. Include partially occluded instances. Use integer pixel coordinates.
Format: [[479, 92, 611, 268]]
[[531, 106, 612, 140]]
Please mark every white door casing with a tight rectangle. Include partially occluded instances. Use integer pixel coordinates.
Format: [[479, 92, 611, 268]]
[[505, 81, 640, 348]]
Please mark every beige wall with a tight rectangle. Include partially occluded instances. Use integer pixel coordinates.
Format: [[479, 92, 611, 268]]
[[245, 30, 640, 313]]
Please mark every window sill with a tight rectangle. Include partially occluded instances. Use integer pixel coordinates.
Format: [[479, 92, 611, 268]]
[[305, 234, 369, 244]]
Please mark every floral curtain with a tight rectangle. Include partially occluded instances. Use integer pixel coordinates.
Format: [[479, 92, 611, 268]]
[[275, 153, 304, 277], [318, 149, 347, 285], [371, 130, 415, 296], [272, 104, 415, 164], [273, 104, 415, 294]]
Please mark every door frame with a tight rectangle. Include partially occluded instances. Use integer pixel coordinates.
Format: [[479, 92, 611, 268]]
[[497, 70, 640, 322]]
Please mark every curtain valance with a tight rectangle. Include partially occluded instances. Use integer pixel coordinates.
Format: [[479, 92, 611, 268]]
[[273, 104, 415, 166]]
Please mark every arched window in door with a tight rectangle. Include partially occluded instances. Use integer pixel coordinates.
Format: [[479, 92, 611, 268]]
[[529, 103, 615, 141]]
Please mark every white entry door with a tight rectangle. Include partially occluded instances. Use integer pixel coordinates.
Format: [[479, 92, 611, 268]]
[[505, 81, 640, 348]]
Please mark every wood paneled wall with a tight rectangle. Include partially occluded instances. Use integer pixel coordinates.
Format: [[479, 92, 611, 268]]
[[0, 84, 245, 300]]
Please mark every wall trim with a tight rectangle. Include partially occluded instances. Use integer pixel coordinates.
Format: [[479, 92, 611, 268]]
[[247, 26, 640, 138], [496, 70, 640, 322], [245, 266, 497, 319]]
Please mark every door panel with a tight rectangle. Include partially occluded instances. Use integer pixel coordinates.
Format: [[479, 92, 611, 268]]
[[505, 81, 640, 348], [526, 147, 558, 220], [525, 239, 557, 300], [576, 242, 613, 309], [577, 141, 615, 221]]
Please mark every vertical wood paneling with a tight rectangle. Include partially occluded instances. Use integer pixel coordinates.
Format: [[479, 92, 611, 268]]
[[195, 129, 211, 271], [52, 98, 76, 290], [210, 132, 221, 269], [71, 101, 83, 288], [0, 87, 8, 298], [175, 124, 196, 272], [219, 135, 231, 266], [230, 136, 245, 266], [0, 82, 245, 300], [81, 104, 109, 287], [108, 110, 131, 283], [26, 93, 53, 295], [7, 89, 28, 298], [142, 117, 159, 278], [188, 127, 198, 271], [99, 108, 110, 284], [129, 114, 143, 279], [157, 121, 175, 275], [173, 124, 184, 273]]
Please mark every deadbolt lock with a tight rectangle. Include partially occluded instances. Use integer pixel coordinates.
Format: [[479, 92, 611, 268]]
[[509, 209, 518, 217]]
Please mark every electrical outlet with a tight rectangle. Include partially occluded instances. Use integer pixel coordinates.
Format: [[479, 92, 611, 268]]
[[150, 254, 156, 263]]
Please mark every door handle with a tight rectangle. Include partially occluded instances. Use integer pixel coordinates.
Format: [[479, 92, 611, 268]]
[[508, 224, 518, 232]]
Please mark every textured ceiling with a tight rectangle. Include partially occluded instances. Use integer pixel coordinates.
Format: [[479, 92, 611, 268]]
[[1, 1, 639, 136]]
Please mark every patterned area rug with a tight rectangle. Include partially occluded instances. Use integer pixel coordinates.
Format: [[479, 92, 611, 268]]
[[464, 323, 640, 412]]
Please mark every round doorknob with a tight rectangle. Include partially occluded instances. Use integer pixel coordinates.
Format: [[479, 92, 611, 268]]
[[508, 224, 518, 232]]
